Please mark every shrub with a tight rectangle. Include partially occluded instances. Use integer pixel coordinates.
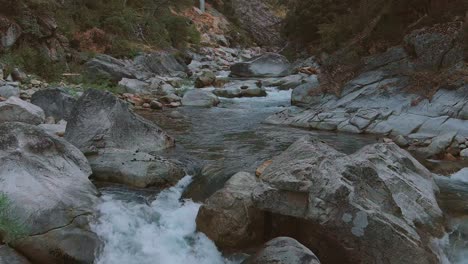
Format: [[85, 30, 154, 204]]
[[0, 193, 27, 244]]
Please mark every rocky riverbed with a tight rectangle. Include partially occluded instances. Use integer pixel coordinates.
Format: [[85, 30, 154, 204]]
[[1, 22, 468, 264]]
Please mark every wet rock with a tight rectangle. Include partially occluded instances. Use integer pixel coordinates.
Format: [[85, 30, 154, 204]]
[[230, 53, 291, 78], [291, 76, 321, 106], [150, 100, 163, 110], [394, 135, 409, 147], [0, 245, 30, 264], [196, 172, 264, 249], [0, 85, 20, 98], [87, 148, 186, 188], [160, 93, 182, 103], [214, 81, 267, 98], [0, 122, 100, 264], [31, 88, 76, 121], [264, 74, 305, 90], [65, 89, 174, 154], [195, 71, 216, 88], [0, 97, 45, 125], [242, 237, 321, 264], [182, 89, 220, 107], [38, 120, 67, 137]]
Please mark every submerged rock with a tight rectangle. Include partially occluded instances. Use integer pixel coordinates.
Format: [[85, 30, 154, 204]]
[[0, 122, 100, 264], [0, 97, 45, 125], [242, 237, 321, 264], [230, 53, 291, 78]]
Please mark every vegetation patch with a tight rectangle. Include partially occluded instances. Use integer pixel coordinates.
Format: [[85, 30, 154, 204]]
[[0, 193, 27, 244]]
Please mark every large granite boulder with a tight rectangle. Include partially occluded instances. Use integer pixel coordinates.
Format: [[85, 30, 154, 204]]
[[242, 237, 321, 264], [196, 172, 264, 249], [31, 88, 76, 121], [230, 53, 291, 78], [65, 89, 180, 188], [0, 122, 100, 263], [0, 97, 45, 125], [182, 89, 220, 107], [65, 89, 174, 154], [197, 138, 447, 264], [85, 54, 135, 82], [134, 52, 189, 77]]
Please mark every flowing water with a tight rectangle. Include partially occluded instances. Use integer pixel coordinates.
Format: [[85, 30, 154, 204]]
[[91, 87, 468, 263]]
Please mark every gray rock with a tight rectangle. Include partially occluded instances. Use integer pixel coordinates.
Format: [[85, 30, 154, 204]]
[[394, 135, 410, 147], [182, 89, 220, 107], [134, 52, 188, 77], [242, 237, 321, 264], [0, 122, 100, 264], [291, 76, 321, 106], [214, 81, 267, 98], [161, 93, 182, 103], [30, 88, 76, 121], [196, 172, 264, 249], [118, 78, 150, 94], [195, 71, 216, 88], [0, 85, 19, 98], [230, 53, 291, 78], [419, 131, 457, 158], [38, 120, 66, 137], [85, 54, 135, 82], [0, 97, 45, 125], [87, 148, 185, 188], [460, 149, 468, 159], [264, 74, 305, 90], [0, 245, 30, 264], [254, 138, 444, 264], [65, 89, 175, 154]]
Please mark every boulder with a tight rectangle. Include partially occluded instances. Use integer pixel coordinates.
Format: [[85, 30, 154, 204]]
[[230, 53, 291, 78], [65, 89, 174, 154], [38, 120, 67, 137], [418, 131, 457, 158], [242, 237, 321, 264], [10, 68, 27, 83], [291, 76, 320, 106], [460, 148, 468, 159], [118, 78, 150, 94], [214, 81, 267, 98], [182, 89, 220, 107], [195, 71, 216, 88], [85, 54, 135, 82], [0, 122, 100, 263], [87, 148, 185, 188], [264, 74, 305, 90], [134, 52, 188, 77], [196, 172, 264, 249], [30, 88, 76, 121], [0, 85, 19, 98], [251, 137, 445, 264], [0, 97, 45, 125], [0, 245, 30, 264]]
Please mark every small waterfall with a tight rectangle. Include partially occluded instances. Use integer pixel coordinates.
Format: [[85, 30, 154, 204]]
[[92, 176, 238, 264]]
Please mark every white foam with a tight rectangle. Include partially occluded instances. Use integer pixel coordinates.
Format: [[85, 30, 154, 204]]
[[92, 176, 236, 264]]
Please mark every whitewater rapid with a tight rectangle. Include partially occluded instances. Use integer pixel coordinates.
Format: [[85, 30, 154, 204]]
[[92, 176, 238, 264]]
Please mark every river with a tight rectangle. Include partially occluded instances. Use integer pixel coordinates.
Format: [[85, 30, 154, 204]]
[[91, 87, 468, 264]]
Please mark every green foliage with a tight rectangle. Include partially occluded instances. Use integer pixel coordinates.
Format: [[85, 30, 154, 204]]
[[0, 194, 27, 244]]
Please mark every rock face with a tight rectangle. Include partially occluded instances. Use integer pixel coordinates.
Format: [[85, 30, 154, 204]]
[[134, 52, 189, 77], [182, 89, 220, 107], [230, 53, 291, 78], [197, 138, 447, 264], [0, 122, 100, 264], [0, 16, 21, 51], [243, 237, 321, 264], [0, 97, 45, 125], [65, 89, 174, 154], [31, 88, 76, 121], [227, 0, 283, 46], [196, 172, 264, 249], [0, 245, 30, 264]]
